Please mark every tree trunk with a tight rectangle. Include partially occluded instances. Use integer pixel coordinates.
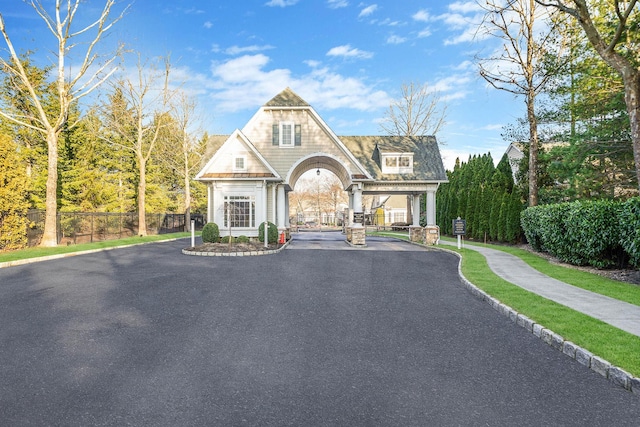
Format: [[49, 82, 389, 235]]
[[527, 91, 539, 207], [41, 129, 58, 247], [138, 155, 147, 236], [623, 70, 640, 192]]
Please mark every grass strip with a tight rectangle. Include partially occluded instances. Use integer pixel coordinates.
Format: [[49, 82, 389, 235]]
[[454, 246, 640, 377], [441, 237, 640, 307], [0, 232, 194, 263]]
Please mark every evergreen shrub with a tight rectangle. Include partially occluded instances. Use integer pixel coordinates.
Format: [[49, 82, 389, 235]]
[[236, 235, 250, 243], [220, 235, 235, 244], [521, 200, 624, 268], [202, 222, 220, 243], [258, 221, 278, 243], [620, 197, 640, 267]]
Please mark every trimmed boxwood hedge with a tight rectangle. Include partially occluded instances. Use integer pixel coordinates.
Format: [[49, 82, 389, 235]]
[[258, 221, 278, 243], [521, 199, 632, 268], [201, 222, 220, 243]]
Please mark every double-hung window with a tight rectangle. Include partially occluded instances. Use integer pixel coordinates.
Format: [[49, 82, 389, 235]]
[[273, 122, 302, 147], [223, 195, 255, 228]]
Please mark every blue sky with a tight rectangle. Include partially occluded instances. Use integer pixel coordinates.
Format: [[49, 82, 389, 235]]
[[1, 0, 524, 170]]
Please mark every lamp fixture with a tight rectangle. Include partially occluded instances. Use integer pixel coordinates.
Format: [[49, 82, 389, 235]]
[[316, 168, 320, 176]]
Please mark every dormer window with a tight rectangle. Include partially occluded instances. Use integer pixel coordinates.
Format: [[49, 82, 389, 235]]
[[382, 153, 413, 174], [272, 122, 302, 147]]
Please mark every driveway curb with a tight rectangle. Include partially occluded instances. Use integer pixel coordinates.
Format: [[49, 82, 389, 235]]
[[435, 244, 640, 397]]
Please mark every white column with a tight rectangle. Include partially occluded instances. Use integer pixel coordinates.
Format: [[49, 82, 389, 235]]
[[263, 182, 268, 225], [426, 189, 436, 226], [207, 184, 214, 223], [271, 184, 277, 224], [352, 185, 363, 227], [285, 191, 290, 227], [412, 194, 421, 227], [277, 184, 286, 229]]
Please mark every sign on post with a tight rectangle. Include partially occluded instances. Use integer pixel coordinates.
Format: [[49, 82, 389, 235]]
[[452, 218, 466, 235], [452, 217, 466, 249]]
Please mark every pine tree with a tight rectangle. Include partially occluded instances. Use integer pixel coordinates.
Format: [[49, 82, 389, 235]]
[[0, 132, 29, 249]]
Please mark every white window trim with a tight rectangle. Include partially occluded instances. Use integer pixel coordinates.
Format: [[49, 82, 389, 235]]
[[381, 153, 414, 174], [232, 155, 247, 172], [279, 121, 294, 148]]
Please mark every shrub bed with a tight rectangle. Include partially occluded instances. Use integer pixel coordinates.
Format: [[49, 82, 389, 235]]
[[201, 222, 220, 243]]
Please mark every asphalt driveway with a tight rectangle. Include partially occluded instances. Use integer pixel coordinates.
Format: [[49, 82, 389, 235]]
[[1, 235, 640, 426]]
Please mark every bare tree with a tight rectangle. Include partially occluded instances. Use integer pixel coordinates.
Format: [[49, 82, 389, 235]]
[[0, 0, 126, 246], [99, 56, 173, 236], [380, 80, 448, 221], [476, 0, 562, 207], [535, 0, 640, 192], [379, 81, 448, 137], [159, 90, 205, 231]]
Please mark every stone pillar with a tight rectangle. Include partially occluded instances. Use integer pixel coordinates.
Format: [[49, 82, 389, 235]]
[[276, 184, 286, 229], [424, 225, 440, 245], [409, 226, 424, 243], [412, 194, 421, 227]]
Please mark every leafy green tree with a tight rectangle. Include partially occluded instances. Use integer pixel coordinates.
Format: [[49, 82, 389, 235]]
[[0, 132, 29, 249]]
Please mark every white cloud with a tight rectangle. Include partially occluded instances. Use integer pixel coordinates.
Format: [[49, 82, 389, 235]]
[[386, 35, 407, 45], [417, 28, 432, 38], [327, 0, 349, 8], [265, 0, 299, 7], [326, 44, 374, 59], [203, 21, 213, 29], [207, 54, 389, 113], [358, 4, 378, 18], [224, 45, 275, 55], [412, 9, 430, 22], [449, 1, 483, 14]]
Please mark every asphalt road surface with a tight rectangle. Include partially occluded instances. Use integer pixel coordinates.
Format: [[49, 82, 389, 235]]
[[1, 234, 640, 426]]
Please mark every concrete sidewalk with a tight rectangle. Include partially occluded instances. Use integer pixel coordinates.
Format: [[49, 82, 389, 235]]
[[439, 240, 640, 338]]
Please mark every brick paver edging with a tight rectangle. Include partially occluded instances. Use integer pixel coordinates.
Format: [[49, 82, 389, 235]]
[[436, 246, 640, 398], [182, 240, 290, 257]]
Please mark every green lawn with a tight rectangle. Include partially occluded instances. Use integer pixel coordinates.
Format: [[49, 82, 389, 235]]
[[0, 232, 194, 264], [370, 230, 640, 377]]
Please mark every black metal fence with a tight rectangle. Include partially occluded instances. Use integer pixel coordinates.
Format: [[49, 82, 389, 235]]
[[26, 211, 204, 247]]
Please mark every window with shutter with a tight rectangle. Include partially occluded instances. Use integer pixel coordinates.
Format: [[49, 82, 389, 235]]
[[294, 124, 301, 146], [272, 124, 279, 146]]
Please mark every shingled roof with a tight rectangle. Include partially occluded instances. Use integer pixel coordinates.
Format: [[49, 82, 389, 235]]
[[265, 87, 310, 107], [340, 135, 447, 182]]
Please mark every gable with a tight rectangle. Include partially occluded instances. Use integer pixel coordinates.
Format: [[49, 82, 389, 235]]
[[196, 130, 279, 180]]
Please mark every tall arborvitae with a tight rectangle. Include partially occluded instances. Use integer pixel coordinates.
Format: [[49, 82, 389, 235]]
[[436, 152, 523, 243]]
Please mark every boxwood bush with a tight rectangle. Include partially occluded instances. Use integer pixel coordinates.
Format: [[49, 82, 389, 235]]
[[201, 222, 220, 243], [219, 235, 235, 244], [258, 221, 278, 243], [236, 235, 250, 243], [620, 198, 640, 267], [521, 199, 626, 268]]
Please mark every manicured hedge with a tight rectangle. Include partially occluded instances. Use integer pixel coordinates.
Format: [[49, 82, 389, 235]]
[[258, 221, 278, 243], [201, 222, 220, 243], [619, 198, 640, 267], [521, 199, 630, 268]]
